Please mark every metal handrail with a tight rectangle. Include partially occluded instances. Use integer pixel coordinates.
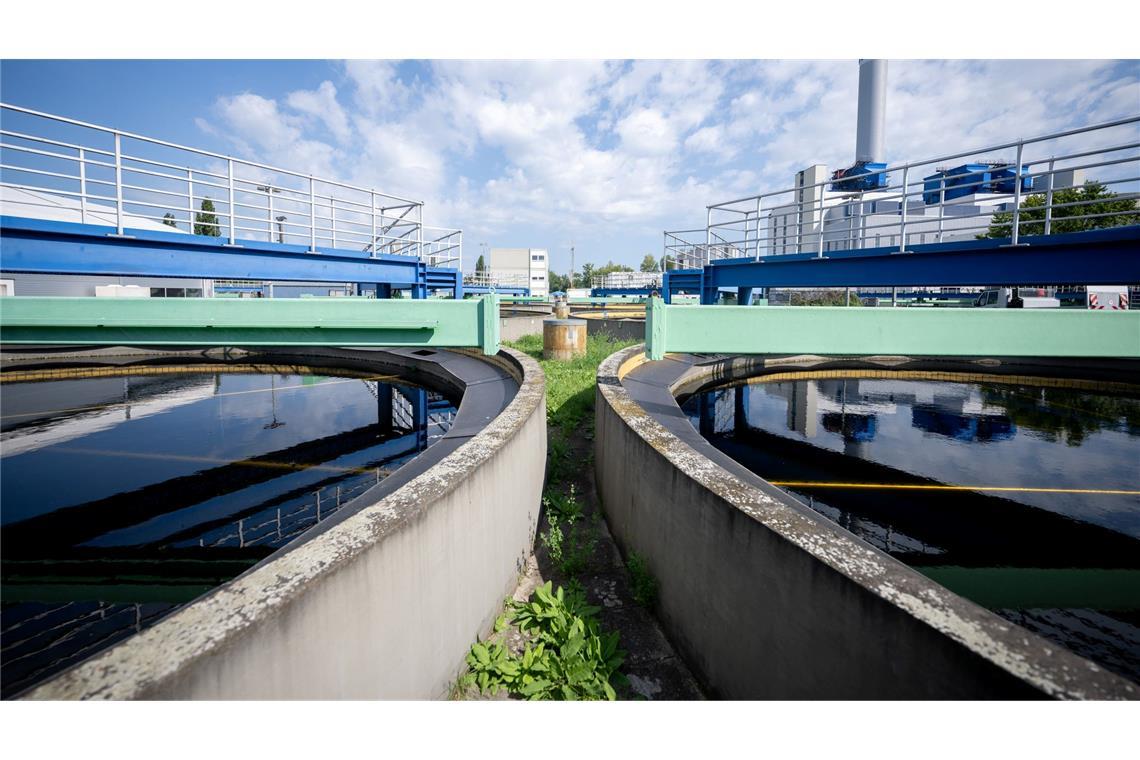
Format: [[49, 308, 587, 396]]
[[0, 102, 463, 265], [685, 115, 1140, 261]]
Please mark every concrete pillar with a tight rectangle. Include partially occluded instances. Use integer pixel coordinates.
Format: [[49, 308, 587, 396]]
[[542, 318, 586, 360]]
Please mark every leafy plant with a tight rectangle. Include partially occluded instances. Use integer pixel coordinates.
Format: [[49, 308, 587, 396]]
[[544, 484, 583, 524], [461, 582, 626, 700], [541, 513, 597, 578], [627, 551, 659, 609]]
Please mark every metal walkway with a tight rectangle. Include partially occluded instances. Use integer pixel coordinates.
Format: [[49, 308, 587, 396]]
[[0, 103, 527, 299], [659, 114, 1140, 304]]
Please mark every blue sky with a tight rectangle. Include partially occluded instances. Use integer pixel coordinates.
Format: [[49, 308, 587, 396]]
[[3, 59, 1138, 274]]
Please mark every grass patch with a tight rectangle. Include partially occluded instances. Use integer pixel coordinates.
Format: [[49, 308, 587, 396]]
[[456, 332, 641, 700], [507, 332, 639, 436]]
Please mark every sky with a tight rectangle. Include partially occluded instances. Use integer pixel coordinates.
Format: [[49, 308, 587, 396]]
[[2, 59, 1138, 275]]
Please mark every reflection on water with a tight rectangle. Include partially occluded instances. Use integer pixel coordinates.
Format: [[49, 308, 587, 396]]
[[682, 375, 1140, 683], [0, 367, 455, 698]]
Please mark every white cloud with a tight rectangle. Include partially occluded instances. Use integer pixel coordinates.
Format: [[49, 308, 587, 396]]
[[286, 81, 352, 143], [195, 59, 1139, 265], [616, 108, 677, 155]]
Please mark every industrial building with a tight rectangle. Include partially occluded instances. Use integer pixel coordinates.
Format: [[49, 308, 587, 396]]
[[488, 247, 549, 297]]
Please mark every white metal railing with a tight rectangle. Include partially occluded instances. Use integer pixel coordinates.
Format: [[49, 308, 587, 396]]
[[462, 270, 530, 289], [0, 103, 462, 265], [666, 115, 1140, 264], [663, 229, 741, 269], [590, 271, 662, 290], [419, 225, 462, 268]]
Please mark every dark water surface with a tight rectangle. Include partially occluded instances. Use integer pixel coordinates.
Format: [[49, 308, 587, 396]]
[[0, 366, 455, 697], [681, 374, 1140, 684]]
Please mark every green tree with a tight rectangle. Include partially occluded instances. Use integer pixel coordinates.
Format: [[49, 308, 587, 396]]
[[548, 272, 570, 293], [577, 262, 595, 289], [475, 254, 486, 274], [162, 212, 177, 228], [593, 260, 634, 278], [980, 181, 1139, 239], [194, 198, 221, 237], [640, 254, 658, 272], [789, 289, 864, 306]]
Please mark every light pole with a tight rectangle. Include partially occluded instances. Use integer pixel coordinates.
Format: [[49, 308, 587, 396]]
[[275, 215, 287, 244], [257, 184, 281, 243]]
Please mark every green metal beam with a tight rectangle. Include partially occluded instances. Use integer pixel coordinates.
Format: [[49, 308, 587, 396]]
[[644, 297, 1140, 361], [0, 294, 502, 355]]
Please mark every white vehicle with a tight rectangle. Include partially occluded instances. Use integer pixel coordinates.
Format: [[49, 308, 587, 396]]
[[1085, 285, 1129, 310], [973, 287, 1060, 309]]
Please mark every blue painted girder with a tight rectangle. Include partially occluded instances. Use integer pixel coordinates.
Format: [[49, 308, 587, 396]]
[[0, 216, 433, 286], [703, 226, 1140, 288]]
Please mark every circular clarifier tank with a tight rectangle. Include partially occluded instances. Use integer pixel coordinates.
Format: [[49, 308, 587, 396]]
[[681, 370, 1140, 684], [0, 346, 513, 698], [596, 348, 1140, 698]]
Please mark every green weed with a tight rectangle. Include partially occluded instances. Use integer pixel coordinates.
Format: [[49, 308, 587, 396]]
[[460, 581, 626, 700], [627, 551, 659, 609]]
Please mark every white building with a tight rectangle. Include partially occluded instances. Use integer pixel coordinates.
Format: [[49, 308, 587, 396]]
[[767, 165, 1087, 256], [488, 247, 549, 297]]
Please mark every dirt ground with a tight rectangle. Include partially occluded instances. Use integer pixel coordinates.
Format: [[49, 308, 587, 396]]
[[454, 415, 705, 701]]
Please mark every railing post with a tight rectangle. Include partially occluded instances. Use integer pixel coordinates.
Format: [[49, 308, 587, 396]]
[[706, 208, 712, 265], [937, 177, 945, 242], [113, 133, 125, 236], [417, 203, 424, 261], [816, 186, 825, 258], [267, 184, 274, 242], [898, 165, 909, 253], [227, 158, 236, 245], [78, 147, 88, 225], [755, 197, 763, 261], [187, 171, 195, 234], [315, 490, 322, 521], [1044, 157, 1056, 236], [330, 195, 336, 249], [1010, 141, 1025, 245], [370, 191, 377, 257], [309, 176, 317, 252]]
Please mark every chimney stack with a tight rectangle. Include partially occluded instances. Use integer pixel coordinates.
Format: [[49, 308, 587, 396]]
[[855, 59, 887, 164]]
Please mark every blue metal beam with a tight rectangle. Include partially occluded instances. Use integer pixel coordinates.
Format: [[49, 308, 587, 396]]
[[0, 216, 429, 286], [703, 226, 1140, 290]]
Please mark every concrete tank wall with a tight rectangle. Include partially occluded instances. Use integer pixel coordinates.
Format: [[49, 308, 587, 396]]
[[24, 348, 546, 700], [595, 345, 1136, 700]]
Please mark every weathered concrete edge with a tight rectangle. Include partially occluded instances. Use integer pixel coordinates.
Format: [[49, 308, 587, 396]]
[[24, 346, 546, 700], [596, 344, 1137, 700]]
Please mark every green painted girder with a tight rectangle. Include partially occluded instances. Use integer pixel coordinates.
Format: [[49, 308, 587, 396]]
[[0, 294, 502, 355], [644, 297, 1140, 361]]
